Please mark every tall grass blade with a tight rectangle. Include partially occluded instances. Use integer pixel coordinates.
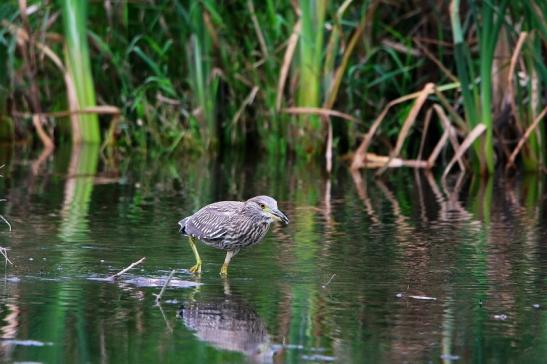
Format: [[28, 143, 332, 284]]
[[297, 0, 327, 130], [60, 0, 100, 144]]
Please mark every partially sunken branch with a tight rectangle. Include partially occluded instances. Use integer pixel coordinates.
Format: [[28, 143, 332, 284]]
[[108, 257, 146, 281], [154, 269, 176, 304]]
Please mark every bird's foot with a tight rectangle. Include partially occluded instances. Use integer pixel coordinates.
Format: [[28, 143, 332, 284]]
[[219, 264, 228, 276], [188, 262, 202, 274]]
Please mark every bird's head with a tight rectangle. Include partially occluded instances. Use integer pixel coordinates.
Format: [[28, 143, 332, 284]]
[[246, 195, 289, 225]]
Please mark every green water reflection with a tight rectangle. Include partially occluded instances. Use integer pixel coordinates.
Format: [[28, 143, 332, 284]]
[[0, 148, 546, 363]]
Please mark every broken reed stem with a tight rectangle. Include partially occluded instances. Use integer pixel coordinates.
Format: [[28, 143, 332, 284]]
[[247, 0, 269, 60], [0, 247, 13, 266], [427, 129, 450, 167], [376, 83, 434, 176], [351, 82, 460, 170], [32, 115, 54, 150], [108, 257, 146, 280], [0, 216, 11, 232], [283, 107, 361, 123], [413, 37, 459, 83], [275, 20, 301, 111], [443, 123, 487, 179], [433, 104, 466, 171], [321, 273, 336, 288], [507, 107, 547, 169], [508, 32, 528, 136], [417, 107, 433, 162], [154, 269, 176, 304], [433, 87, 468, 132]]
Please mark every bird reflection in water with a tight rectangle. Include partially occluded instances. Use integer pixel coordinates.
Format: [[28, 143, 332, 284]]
[[178, 281, 279, 363]]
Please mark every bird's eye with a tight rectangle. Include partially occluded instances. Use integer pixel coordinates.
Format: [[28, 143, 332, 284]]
[[259, 203, 265, 209]]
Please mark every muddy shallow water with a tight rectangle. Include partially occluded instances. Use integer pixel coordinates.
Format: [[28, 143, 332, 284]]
[[0, 149, 546, 363]]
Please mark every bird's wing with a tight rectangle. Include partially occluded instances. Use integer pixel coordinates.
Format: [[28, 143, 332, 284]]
[[184, 201, 243, 240]]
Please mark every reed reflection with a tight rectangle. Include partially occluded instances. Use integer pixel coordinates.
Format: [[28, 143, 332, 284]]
[[179, 281, 277, 363]]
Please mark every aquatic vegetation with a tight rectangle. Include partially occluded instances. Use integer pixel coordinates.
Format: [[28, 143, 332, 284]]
[[60, 0, 100, 144], [0, 0, 546, 173]]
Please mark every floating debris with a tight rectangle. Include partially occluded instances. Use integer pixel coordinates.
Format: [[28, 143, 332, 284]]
[[89, 275, 201, 289], [302, 354, 336, 361], [271, 343, 304, 351], [321, 274, 336, 288], [440, 353, 461, 361], [409, 295, 437, 301], [164, 299, 180, 305], [532, 304, 540, 309], [125, 277, 200, 288], [309, 347, 327, 352], [0, 339, 53, 347], [493, 314, 508, 321], [396, 293, 437, 301]]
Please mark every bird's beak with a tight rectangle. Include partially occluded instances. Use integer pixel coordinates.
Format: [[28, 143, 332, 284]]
[[271, 208, 289, 225]]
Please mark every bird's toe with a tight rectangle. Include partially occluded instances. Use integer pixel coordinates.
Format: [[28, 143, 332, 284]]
[[188, 262, 202, 274]]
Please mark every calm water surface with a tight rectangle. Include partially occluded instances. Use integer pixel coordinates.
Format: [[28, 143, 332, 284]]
[[0, 148, 546, 363]]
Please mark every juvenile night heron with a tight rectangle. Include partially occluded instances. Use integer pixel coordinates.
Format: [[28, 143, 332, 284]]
[[178, 195, 289, 275]]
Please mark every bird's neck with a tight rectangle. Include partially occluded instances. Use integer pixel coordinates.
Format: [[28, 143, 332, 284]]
[[242, 205, 271, 224]]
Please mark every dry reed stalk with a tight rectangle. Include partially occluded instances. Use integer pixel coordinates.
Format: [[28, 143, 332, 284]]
[[433, 104, 466, 171], [15, 106, 121, 119], [276, 20, 301, 111], [247, 0, 269, 60], [381, 39, 420, 56], [323, 10, 368, 110], [417, 107, 433, 161], [433, 86, 467, 131], [427, 129, 450, 168], [322, 8, 368, 174], [283, 107, 360, 123], [492, 27, 512, 116], [363, 153, 428, 168], [507, 32, 527, 135], [232, 86, 259, 126], [413, 38, 458, 83], [376, 83, 434, 175], [351, 82, 459, 170], [32, 115, 54, 150], [324, 0, 353, 84], [507, 107, 547, 169], [6, 8, 52, 150], [443, 123, 487, 178], [2, 19, 111, 144]]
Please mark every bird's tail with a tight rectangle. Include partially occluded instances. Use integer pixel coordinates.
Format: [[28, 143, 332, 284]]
[[178, 217, 189, 234]]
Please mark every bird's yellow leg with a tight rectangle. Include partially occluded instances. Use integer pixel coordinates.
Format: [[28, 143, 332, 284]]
[[188, 238, 202, 273], [220, 251, 236, 276]]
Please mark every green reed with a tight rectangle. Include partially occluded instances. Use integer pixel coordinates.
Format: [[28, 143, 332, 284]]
[[1, 0, 546, 172], [60, 0, 100, 144]]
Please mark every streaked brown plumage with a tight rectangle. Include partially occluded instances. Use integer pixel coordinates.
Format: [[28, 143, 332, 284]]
[[178, 195, 288, 275]]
